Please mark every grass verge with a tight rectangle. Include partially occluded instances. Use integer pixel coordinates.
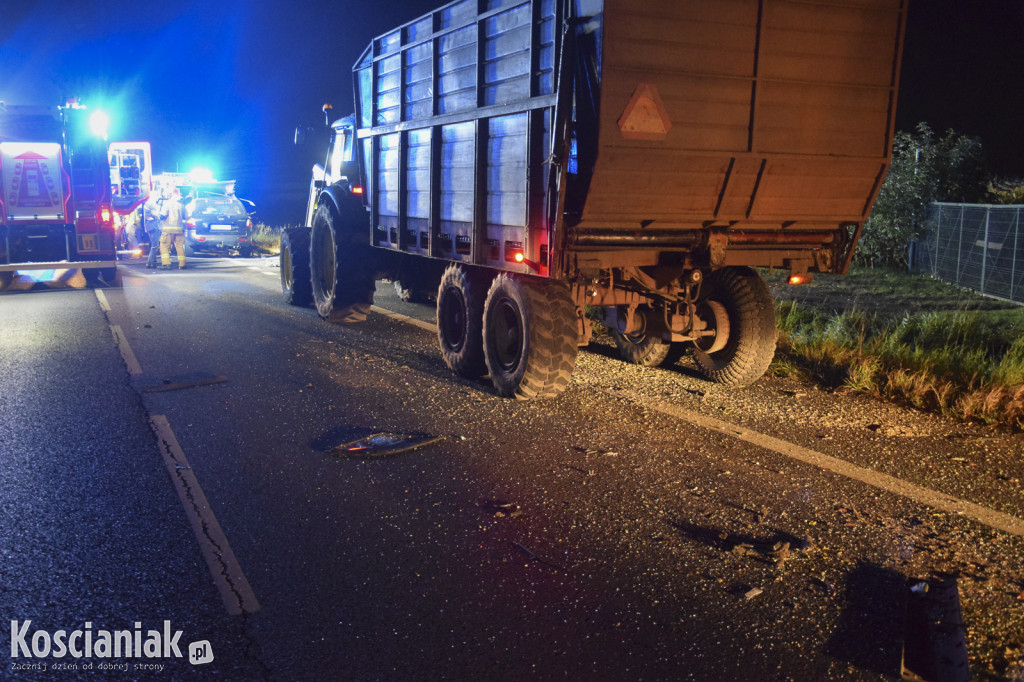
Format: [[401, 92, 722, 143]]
[[251, 222, 285, 254], [767, 268, 1024, 431]]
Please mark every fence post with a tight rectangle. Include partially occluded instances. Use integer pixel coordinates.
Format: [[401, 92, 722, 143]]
[[1014, 207, 1020, 302], [981, 206, 991, 295], [934, 204, 941, 276], [955, 206, 964, 285]]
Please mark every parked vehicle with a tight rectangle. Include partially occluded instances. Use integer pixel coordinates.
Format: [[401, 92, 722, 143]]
[[185, 192, 254, 257], [285, 0, 907, 399]]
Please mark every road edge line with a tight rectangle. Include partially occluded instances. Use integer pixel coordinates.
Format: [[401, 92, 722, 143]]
[[608, 388, 1024, 538], [370, 305, 438, 334]]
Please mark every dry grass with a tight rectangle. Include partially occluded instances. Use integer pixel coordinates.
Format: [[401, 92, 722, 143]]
[[251, 222, 285, 254]]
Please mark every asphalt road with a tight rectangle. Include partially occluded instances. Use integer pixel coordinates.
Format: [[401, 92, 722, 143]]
[[1, 257, 1022, 681]]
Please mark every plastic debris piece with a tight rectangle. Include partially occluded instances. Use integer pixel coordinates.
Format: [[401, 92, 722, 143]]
[[744, 587, 763, 600], [331, 432, 444, 458], [479, 499, 523, 518]]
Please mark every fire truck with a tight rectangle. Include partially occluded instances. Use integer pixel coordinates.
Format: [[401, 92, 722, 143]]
[[0, 101, 118, 289]]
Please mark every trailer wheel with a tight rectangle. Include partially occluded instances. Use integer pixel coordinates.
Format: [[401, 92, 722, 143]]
[[0, 272, 14, 291], [310, 202, 374, 323], [280, 227, 313, 306], [395, 279, 429, 303], [483, 274, 577, 400], [436, 264, 487, 378], [692, 267, 777, 387], [612, 326, 684, 367]]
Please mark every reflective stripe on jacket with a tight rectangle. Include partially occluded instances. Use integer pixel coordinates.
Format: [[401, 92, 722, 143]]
[[160, 198, 186, 233]]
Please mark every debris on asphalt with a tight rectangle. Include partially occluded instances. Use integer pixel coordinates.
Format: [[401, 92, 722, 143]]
[[479, 499, 523, 518], [744, 587, 763, 600], [331, 432, 444, 458], [561, 464, 595, 477], [140, 374, 228, 393], [512, 541, 561, 570]]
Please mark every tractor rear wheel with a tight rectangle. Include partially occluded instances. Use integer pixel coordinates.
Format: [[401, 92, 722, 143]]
[[310, 202, 375, 323]]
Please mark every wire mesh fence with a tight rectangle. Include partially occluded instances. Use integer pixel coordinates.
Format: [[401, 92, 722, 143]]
[[910, 203, 1024, 304]]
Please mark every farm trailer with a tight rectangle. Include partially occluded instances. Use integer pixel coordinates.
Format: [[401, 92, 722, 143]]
[[283, 0, 907, 399]]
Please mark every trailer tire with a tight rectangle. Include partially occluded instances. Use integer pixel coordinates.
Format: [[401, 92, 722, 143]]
[[395, 279, 429, 303], [692, 267, 777, 387], [436, 264, 487, 378], [281, 227, 313, 306], [613, 329, 684, 367], [310, 202, 375, 323], [483, 274, 577, 400]]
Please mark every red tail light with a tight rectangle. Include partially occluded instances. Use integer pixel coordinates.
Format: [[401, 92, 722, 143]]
[[186, 218, 196, 227], [351, 186, 364, 195], [97, 205, 113, 226]]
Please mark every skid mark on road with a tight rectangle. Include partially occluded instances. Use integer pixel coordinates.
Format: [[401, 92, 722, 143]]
[[370, 303, 1024, 538], [150, 415, 261, 616]]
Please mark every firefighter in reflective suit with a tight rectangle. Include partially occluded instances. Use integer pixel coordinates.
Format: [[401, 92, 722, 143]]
[[158, 186, 187, 270]]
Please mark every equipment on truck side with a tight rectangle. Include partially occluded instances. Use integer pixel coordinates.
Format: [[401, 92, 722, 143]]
[[286, 0, 907, 399], [1, 100, 118, 287]]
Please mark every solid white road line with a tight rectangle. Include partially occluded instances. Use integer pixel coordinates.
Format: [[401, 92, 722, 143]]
[[150, 415, 261, 616]]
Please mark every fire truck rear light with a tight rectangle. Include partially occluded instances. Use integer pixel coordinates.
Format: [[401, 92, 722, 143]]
[[98, 206, 112, 224], [351, 186, 364, 195]]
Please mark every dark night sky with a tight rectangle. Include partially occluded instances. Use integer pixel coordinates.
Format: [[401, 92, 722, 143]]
[[2, 0, 1022, 225]]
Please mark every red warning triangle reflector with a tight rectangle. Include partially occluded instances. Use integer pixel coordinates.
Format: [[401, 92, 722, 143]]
[[617, 83, 672, 141]]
